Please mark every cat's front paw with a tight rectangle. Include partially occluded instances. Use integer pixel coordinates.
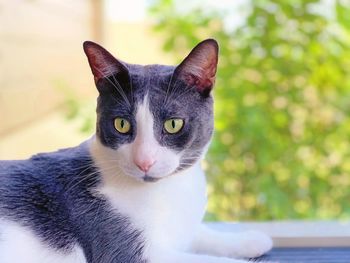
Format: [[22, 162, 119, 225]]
[[232, 230, 273, 259]]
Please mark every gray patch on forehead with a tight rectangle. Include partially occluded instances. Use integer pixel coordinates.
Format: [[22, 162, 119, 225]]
[[127, 64, 175, 104]]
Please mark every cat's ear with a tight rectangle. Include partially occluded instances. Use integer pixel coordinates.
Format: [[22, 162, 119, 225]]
[[83, 41, 128, 83], [174, 39, 219, 96]]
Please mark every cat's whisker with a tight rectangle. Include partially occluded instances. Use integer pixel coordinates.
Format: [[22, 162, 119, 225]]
[[164, 80, 181, 107], [171, 88, 194, 102], [179, 160, 198, 165], [91, 198, 104, 227], [78, 198, 101, 216], [126, 70, 134, 105], [167, 83, 194, 104], [64, 170, 100, 193], [180, 154, 201, 160], [163, 70, 175, 107], [180, 154, 203, 161], [163, 81, 194, 108], [166, 77, 185, 107], [93, 66, 131, 109], [179, 161, 197, 166], [64, 164, 123, 194], [110, 73, 132, 108], [64, 162, 95, 172]]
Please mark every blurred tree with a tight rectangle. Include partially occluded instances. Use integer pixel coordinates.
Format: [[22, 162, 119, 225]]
[[149, 0, 350, 220]]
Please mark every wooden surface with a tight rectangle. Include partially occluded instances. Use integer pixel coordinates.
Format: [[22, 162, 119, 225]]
[[210, 221, 350, 262], [209, 221, 350, 247], [257, 247, 350, 263]]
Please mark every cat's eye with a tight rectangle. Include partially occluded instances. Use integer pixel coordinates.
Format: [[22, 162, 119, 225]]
[[164, 119, 184, 134], [114, 118, 131, 134]]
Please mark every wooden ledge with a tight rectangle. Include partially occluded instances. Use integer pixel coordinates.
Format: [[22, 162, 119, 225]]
[[208, 221, 350, 247]]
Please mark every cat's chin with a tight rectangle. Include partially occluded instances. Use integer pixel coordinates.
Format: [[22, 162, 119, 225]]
[[142, 175, 161, 183], [139, 166, 194, 183], [129, 171, 175, 183], [123, 171, 170, 183]]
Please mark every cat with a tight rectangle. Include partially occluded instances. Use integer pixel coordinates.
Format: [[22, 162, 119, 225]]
[[0, 39, 272, 263]]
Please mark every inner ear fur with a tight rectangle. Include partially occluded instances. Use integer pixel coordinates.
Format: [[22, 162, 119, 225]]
[[174, 39, 219, 96]]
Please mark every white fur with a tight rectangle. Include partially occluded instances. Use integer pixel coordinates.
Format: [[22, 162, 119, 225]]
[[192, 226, 273, 259], [0, 220, 86, 263], [89, 97, 273, 263], [91, 139, 207, 251]]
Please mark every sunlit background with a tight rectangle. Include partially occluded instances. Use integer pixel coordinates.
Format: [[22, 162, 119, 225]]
[[1, 0, 350, 221]]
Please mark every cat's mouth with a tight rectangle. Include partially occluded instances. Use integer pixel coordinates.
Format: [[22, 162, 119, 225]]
[[141, 167, 184, 183], [142, 175, 160, 183]]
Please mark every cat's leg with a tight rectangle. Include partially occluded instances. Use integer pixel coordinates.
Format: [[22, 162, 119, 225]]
[[150, 248, 249, 263], [190, 224, 273, 259], [0, 220, 86, 263]]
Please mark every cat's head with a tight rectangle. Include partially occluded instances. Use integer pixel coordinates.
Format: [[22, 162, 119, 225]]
[[84, 39, 218, 182]]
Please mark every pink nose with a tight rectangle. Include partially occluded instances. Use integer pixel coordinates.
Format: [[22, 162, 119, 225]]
[[135, 159, 155, 173]]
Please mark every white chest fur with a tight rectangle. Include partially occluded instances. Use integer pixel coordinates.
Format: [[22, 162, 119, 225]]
[[90, 138, 208, 252], [0, 220, 86, 263], [89, 93, 210, 254], [89, 92, 212, 259]]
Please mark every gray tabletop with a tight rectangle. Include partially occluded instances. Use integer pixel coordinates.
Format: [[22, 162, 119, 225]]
[[255, 247, 350, 263]]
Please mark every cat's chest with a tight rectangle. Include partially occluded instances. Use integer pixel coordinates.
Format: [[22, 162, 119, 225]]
[[98, 163, 207, 250]]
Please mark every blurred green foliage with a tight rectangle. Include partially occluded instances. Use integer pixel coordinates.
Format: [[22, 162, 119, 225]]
[[56, 79, 96, 134], [150, 0, 350, 220]]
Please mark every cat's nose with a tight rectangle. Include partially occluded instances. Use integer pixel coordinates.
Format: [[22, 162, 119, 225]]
[[135, 159, 156, 173]]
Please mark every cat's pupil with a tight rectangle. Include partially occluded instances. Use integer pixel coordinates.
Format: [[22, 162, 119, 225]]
[[121, 119, 124, 128], [172, 120, 175, 129]]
